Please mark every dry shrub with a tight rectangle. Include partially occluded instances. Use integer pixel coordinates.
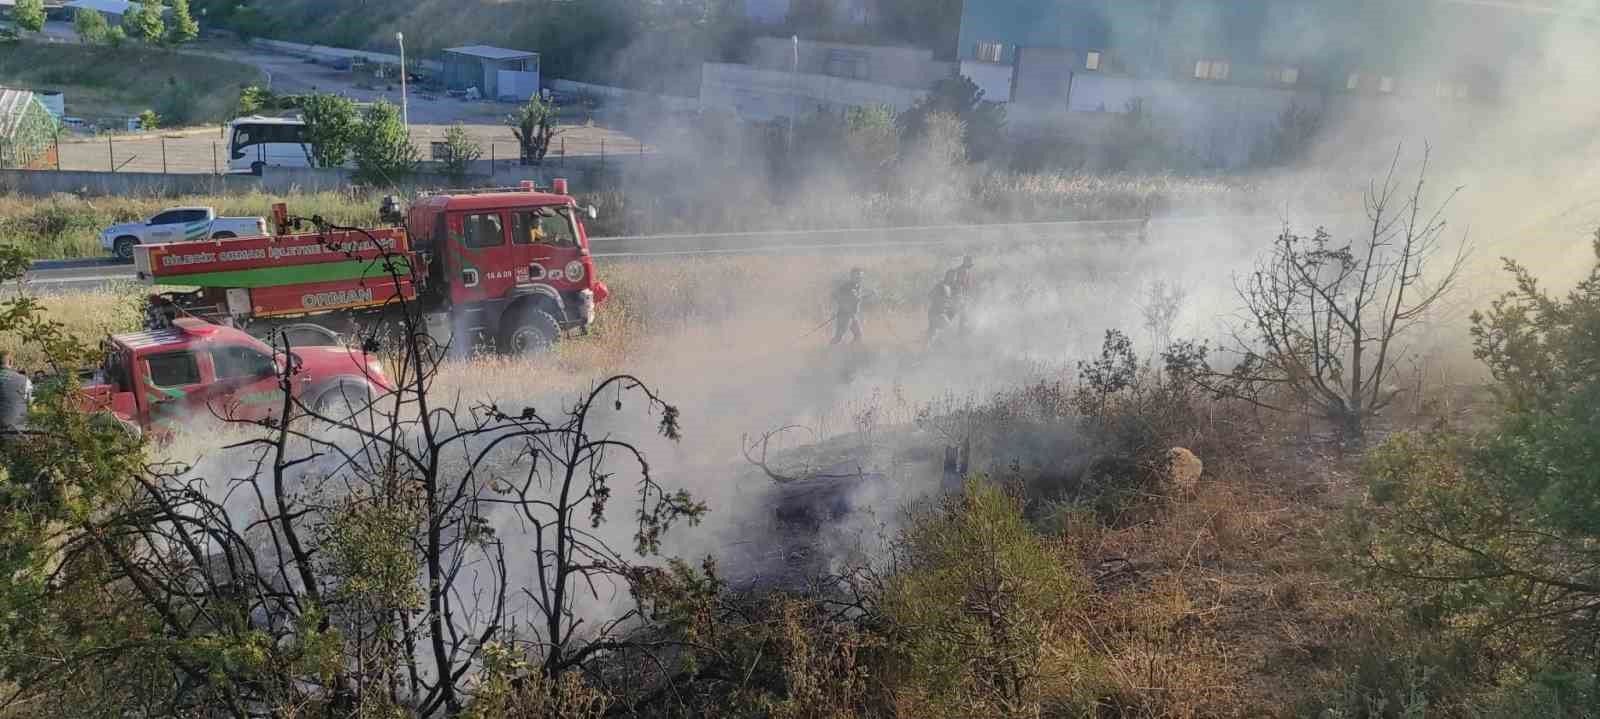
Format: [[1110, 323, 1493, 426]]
[[0, 283, 145, 369]]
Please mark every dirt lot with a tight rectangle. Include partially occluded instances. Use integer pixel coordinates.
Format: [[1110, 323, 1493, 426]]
[[40, 24, 652, 174]]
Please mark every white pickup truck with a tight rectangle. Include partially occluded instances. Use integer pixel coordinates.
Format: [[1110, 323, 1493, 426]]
[[100, 207, 269, 261]]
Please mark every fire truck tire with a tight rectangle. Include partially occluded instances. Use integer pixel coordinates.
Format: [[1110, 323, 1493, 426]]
[[212, 231, 237, 239], [500, 307, 561, 356], [113, 236, 139, 262], [280, 323, 343, 347]]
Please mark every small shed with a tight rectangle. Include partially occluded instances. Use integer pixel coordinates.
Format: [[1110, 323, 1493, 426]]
[[442, 46, 540, 102], [0, 87, 59, 169]]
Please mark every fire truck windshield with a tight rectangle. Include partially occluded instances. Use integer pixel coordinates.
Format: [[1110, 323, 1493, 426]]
[[512, 208, 578, 247]]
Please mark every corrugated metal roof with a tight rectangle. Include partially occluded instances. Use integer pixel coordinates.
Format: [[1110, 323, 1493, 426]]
[[65, 0, 134, 15], [444, 45, 539, 61], [0, 87, 39, 141]]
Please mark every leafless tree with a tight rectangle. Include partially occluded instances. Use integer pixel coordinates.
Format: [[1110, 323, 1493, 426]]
[[1182, 146, 1468, 443], [10, 218, 710, 717]]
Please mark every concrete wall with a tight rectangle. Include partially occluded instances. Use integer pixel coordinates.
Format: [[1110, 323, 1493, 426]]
[[549, 79, 700, 111], [1009, 71, 1326, 167], [699, 63, 927, 121], [0, 161, 638, 198], [749, 37, 952, 90]]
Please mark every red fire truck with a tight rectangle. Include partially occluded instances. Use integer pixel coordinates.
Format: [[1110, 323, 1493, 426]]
[[137, 180, 609, 355]]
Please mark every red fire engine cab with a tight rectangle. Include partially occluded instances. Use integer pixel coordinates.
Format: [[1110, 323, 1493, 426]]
[[137, 180, 609, 355]]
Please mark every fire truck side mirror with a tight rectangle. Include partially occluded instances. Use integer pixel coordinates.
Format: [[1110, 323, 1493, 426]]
[[586, 204, 598, 220]]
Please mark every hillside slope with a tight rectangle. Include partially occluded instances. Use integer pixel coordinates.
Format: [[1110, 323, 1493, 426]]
[[194, 0, 728, 94]]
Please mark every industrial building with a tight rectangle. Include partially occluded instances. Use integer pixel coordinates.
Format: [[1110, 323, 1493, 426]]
[[0, 87, 58, 170], [441, 46, 540, 102], [950, 0, 1588, 165]]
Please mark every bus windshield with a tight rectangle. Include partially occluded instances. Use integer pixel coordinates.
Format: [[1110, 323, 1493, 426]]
[[230, 122, 309, 160]]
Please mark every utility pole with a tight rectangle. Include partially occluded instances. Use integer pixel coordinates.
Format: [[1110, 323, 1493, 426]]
[[396, 32, 409, 127], [788, 34, 798, 153]]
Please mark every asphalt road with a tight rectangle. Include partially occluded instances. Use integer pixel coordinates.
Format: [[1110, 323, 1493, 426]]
[[22, 216, 1274, 294]]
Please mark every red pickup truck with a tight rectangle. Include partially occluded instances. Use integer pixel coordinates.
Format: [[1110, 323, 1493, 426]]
[[77, 318, 392, 435]]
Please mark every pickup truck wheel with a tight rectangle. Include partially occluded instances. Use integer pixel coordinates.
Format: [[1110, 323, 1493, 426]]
[[500, 308, 561, 356], [315, 381, 373, 422], [112, 236, 138, 262]]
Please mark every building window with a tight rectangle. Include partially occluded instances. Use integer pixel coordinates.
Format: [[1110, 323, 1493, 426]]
[[975, 42, 1005, 63], [1274, 66, 1300, 86], [1379, 76, 1396, 94], [1346, 73, 1361, 91], [1085, 50, 1102, 71], [1194, 59, 1230, 81]]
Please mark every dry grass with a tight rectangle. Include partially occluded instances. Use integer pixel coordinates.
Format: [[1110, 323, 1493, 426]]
[[1058, 419, 1379, 717], [0, 42, 263, 125], [0, 191, 384, 259]]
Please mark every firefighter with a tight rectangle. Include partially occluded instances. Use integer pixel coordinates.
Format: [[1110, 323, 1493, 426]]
[[927, 269, 960, 348], [0, 351, 32, 434], [830, 268, 868, 345], [950, 255, 976, 332]]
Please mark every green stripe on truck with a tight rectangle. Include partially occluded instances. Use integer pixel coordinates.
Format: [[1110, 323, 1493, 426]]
[[149, 259, 412, 288]]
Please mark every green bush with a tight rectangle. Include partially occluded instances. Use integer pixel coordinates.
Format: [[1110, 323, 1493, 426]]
[[879, 479, 1103, 717]]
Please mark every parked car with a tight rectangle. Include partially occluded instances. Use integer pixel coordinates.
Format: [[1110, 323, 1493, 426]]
[[100, 207, 269, 261]]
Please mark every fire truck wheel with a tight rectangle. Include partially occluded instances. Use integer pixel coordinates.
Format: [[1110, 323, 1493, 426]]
[[501, 308, 561, 356], [212, 232, 237, 239], [113, 236, 138, 262]]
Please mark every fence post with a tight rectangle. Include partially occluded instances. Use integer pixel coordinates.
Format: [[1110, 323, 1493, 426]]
[[107, 136, 114, 173], [600, 138, 605, 169], [161, 136, 168, 175], [53, 134, 60, 171], [560, 137, 565, 167], [212, 142, 218, 175], [489, 143, 495, 170]]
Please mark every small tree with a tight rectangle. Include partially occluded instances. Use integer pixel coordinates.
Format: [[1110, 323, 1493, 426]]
[[844, 103, 899, 177], [1174, 147, 1467, 444], [12, 0, 45, 35], [137, 109, 160, 131], [352, 99, 418, 186], [507, 95, 563, 166], [235, 84, 274, 117], [128, 0, 165, 45], [167, 0, 199, 45], [899, 73, 1007, 163], [73, 7, 109, 44], [297, 92, 359, 168], [106, 25, 127, 48], [440, 122, 482, 186], [1355, 234, 1600, 666]]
